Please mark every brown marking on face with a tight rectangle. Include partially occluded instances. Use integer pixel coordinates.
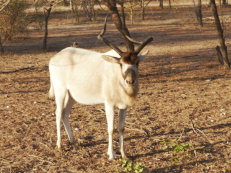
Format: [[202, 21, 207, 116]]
[[121, 52, 138, 65]]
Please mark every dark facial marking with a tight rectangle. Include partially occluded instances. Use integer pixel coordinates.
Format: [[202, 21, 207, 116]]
[[136, 61, 140, 67], [121, 52, 137, 64]]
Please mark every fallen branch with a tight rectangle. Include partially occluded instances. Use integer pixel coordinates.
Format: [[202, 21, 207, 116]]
[[189, 109, 212, 144], [177, 129, 185, 141], [0, 0, 11, 12], [190, 119, 200, 136]]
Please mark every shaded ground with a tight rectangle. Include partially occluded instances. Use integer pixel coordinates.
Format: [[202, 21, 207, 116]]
[[1, 6, 231, 173]]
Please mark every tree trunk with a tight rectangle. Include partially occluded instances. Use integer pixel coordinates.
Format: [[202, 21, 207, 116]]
[[222, 0, 227, 6], [159, 0, 163, 8], [43, 13, 49, 51], [43, 4, 53, 51], [70, 0, 80, 24], [140, 0, 151, 20], [169, 0, 171, 8], [210, 0, 230, 68], [141, 0, 145, 20], [0, 33, 4, 54], [216, 46, 224, 65], [82, 0, 96, 21], [0, 0, 12, 54], [219, 0, 222, 7], [63, 0, 69, 6], [195, 0, 203, 26]]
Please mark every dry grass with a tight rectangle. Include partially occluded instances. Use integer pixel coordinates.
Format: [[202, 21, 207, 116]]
[[1, 5, 231, 173]]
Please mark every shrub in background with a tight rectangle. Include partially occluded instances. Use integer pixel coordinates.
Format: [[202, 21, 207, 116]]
[[0, 0, 29, 42]]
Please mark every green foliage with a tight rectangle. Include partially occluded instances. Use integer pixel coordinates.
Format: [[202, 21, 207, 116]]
[[172, 143, 190, 153], [119, 159, 144, 173], [134, 162, 143, 173], [162, 140, 190, 164], [0, 0, 29, 42]]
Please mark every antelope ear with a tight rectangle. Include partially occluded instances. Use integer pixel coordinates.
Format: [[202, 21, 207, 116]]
[[138, 50, 149, 61], [102, 55, 121, 64]]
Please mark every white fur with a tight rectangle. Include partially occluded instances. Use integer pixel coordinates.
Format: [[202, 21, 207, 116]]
[[49, 47, 148, 159]]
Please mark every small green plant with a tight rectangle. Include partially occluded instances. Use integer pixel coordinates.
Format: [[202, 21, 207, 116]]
[[162, 140, 191, 164], [119, 159, 144, 173], [134, 162, 144, 173], [172, 156, 179, 164], [172, 142, 190, 153]]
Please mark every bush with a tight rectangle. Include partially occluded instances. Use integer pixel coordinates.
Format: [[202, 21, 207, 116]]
[[0, 0, 29, 42]]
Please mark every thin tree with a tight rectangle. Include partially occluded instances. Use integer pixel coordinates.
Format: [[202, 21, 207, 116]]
[[222, 0, 228, 6], [81, 0, 96, 21], [210, 0, 230, 68], [195, 0, 203, 26], [159, 0, 163, 8], [42, 0, 62, 51], [127, 0, 139, 24], [168, 0, 171, 8], [0, 0, 11, 54], [0, 34, 3, 54], [43, 1, 54, 51], [140, 0, 152, 20], [70, 0, 82, 23]]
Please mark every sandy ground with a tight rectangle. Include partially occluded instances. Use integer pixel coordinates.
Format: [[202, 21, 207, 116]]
[[1, 6, 231, 173]]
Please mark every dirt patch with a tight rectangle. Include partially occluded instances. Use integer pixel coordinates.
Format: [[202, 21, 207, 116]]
[[1, 6, 231, 173]]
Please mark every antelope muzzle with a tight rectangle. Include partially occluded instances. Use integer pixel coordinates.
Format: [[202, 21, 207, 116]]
[[124, 68, 137, 86]]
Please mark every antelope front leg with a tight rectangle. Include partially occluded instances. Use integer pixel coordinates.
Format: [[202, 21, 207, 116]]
[[105, 102, 115, 160], [118, 108, 127, 158]]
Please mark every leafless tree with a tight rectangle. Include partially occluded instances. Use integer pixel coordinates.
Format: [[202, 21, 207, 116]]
[[0, 0, 11, 54], [43, 1, 54, 51], [70, 0, 82, 23], [126, 0, 139, 24], [215, 0, 228, 7], [140, 0, 152, 20], [222, 0, 228, 6], [0, 33, 3, 54], [81, 0, 96, 21], [168, 0, 171, 8], [159, 0, 163, 8], [70, 0, 98, 22], [63, 0, 68, 6], [41, 0, 62, 51], [195, 0, 203, 26], [210, 0, 230, 68]]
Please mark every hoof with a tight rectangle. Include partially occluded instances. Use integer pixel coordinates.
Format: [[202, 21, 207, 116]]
[[73, 143, 78, 150], [108, 156, 116, 160], [108, 153, 116, 160], [121, 153, 128, 159], [56, 146, 62, 152]]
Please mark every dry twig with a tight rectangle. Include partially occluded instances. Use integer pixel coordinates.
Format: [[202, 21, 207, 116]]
[[189, 109, 212, 144], [177, 129, 185, 141]]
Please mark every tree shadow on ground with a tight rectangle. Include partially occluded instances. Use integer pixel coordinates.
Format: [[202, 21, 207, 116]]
[[151, 158, 216, 173], [124, 121, 231, 172]]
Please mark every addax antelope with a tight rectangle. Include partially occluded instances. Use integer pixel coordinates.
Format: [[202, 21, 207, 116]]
[[49, 2, 153, 160]]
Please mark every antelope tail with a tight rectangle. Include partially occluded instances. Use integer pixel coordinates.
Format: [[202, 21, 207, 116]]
[[48, 81, 55, 99]]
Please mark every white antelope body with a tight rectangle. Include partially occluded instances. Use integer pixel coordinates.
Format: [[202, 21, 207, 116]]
[[49, 4, 153, 159], [49, 47, 148, 159]]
